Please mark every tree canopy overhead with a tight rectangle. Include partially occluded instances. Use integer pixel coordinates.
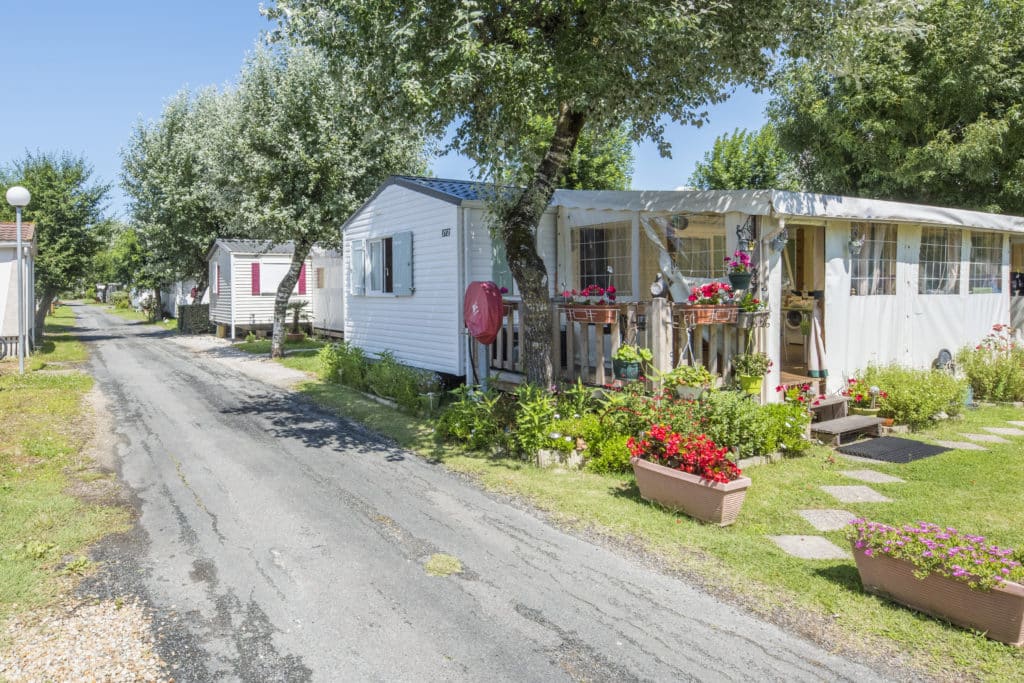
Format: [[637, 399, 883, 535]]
[[769, 0, 1024, 214], [267, 0, 871, 383], [689, 125, 799, 191]]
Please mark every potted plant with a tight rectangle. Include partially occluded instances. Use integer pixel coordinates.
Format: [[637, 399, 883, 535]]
[[681, 281, 738, 325], [628, 425, 751, 525], [847, 519, 1024, 646], [612, 344, 652, 381], [843, 377, 886, 416], [564, 284, 618, 323], [735, 291, 769, 328], [732, 352, 772, 395], [662, 364, 714, 400], [724, 250, 753, 291], [286, 300, 310, 342]]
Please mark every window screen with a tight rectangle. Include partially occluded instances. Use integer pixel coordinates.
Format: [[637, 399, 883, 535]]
[[918, 228, 961, 295], [850, 223, 897, 295], [675, 236, 727, 278], [969, 232, 1003, 294]]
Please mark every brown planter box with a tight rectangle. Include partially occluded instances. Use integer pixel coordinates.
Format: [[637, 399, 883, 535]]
[[567, 305, 619, 324], [678, 304, 739, 326], [852, 547, 1024, 646], [631, 457, 751, 526]]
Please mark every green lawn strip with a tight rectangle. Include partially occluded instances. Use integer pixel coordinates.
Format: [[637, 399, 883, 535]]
[[234, 339, 326, 355], [101, 305, 176, 330], [0, 369, 131, 619], [289, 376, 1024, 679]]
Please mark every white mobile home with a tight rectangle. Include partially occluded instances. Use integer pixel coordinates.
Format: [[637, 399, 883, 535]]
[[0, 222, 36, 356], [341, 176, 557, 376], [206, 240, 313, 339], [310, 247, 345, 338]]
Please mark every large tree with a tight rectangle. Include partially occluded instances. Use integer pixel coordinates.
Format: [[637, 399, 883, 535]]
[[769, 0, 1024, 213], [267, 0, 864, 384], [122, 89, 232, 297], [1, 151, 109, 337], [689, 125, 799, 191], [210, 45, 427, 357]]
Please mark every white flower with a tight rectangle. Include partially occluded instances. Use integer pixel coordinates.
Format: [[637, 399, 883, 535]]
[[553, 413, 560, 419], [549, 432, 562, 440]]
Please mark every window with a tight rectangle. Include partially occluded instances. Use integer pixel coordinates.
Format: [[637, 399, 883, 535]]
[[918, 227, 961, 295], [353, 232, 413, 296], [260, 262, 291, 294], [315, 267, 325, 289], [969, 232, 1003, 294], [850, 223, 897, 295], [210, 262, 219, 295], [574, 221, 631, 296], [674, 236, 727, 278]]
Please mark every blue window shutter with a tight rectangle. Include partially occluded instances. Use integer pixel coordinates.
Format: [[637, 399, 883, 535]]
[[492, 236, 514, 291], [392, 231, 414, 296], [351, 240, 366, 295]]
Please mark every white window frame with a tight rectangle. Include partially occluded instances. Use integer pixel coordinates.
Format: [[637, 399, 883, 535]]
[[368, 237, 393, 294], [918, 227, 961, 295], [968, 231, 1004, 294], [850, 222, 898, 296], [573, 221, 633, 296]]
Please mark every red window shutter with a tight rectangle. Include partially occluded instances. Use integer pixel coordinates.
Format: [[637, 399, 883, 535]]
[[298, 263, 307, 295], [251, 262, 260, 295]]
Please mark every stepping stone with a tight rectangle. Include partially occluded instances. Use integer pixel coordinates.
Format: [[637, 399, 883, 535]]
[[770, 535, 850, 560], [934, 440, 987, 451], [820, 485, 892, 503], [836, 453, 882, 465], [1007, 421, 1024, 427], [798, 509, 859, 532], [839, 470, 905, 484], [983, 426, 1024, 437], [961, 433, 1010, 444]]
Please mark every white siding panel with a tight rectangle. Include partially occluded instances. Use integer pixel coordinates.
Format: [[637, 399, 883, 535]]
[[344, 184, 461, 374], [208, 247, 233, 325]]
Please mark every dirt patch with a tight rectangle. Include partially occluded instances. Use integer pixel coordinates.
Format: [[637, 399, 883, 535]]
[[64, 387, 131, 507]]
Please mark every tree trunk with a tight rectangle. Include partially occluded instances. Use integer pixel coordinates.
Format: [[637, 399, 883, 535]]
[[501, 104, 587, 386], [152, 287, 163, 322], [270, 242, 312, 358], [34, 287, 58, 343]]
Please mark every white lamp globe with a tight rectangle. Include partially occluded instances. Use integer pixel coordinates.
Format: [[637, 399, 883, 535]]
[[5, 186, 31, 208]]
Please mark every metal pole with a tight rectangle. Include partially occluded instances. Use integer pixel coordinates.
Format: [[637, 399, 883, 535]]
[[15, 206, 25, 374]]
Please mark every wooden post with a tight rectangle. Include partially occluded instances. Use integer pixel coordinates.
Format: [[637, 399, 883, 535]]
[[550, 303, 562, 381], [649, 298, 673, 384]]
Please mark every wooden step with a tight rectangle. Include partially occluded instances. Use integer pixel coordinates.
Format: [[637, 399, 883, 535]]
[[811, 415, 883, 447]]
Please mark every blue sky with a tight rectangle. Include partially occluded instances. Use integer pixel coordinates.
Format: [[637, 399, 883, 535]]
[[1, 1, 768, 219]]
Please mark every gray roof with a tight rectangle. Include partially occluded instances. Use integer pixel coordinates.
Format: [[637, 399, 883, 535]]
[[211, 239, 296, 255], [389, 176, 517, 204]]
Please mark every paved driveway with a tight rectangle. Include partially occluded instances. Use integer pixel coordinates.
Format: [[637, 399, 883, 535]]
[[76, 304, 893, 682]]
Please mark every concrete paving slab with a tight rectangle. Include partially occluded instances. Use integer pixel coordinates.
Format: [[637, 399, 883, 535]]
[[769, 535, 850, 560], [797, 509, 859, 532], [1006, 421, 1024, 427], [820, 485, 892, 503], [983, 426, 1024, 437], [933, 440, 987, 451], [835, 453, 881, 464], [961, 432, 1010, 444], [839, 470, 905, 484]]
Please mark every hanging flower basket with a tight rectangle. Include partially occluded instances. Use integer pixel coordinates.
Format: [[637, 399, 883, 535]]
[[567, 305, 619, 324], [679, 304, 738, 326], [728, 271, 752, 291]]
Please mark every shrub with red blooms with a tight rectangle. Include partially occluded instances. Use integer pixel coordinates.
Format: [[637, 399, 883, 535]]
[[842, 377, 888, 408], [627, 424, 742, 483], [847, 519, 1024, 590]]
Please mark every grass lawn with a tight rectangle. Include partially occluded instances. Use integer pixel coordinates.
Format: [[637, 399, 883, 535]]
[[101, 304, 177, 330], [233, 338, 327, 356], [292, 376, 1024, 680], [0, 307, 131, 619]]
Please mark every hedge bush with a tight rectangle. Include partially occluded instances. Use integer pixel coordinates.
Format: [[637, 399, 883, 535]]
[[956, 326, 1024, 402], [860, 364, 967, 428]]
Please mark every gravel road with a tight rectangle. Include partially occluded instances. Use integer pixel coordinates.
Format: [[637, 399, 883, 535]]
[[74, 303, 895, 682]]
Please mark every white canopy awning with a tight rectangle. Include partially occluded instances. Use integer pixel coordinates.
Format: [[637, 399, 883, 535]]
[[550, 189, 1024, 234]]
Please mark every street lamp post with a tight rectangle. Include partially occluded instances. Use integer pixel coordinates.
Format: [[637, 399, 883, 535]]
[[5, 185, 31, 374]]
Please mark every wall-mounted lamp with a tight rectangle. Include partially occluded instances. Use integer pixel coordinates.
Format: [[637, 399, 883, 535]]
[[849, 228, 865, 257], [770, 228, 789, 253]]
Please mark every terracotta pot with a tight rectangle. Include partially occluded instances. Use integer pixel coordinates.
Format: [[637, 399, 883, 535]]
[[852, 547, 1024, 646], [630, 457, 751, 526], [679, 304, 739, 326], [567, 305, 618, 324], [882, 417, 895, 427]]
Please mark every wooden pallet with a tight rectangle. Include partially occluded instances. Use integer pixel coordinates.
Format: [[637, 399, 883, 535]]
[[811, 415, 883, 446]]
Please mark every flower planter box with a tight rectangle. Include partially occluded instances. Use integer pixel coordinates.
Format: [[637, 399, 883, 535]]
[[630, 457, 751, 526], [678, 304, 738, 326], [736, 310, 769, 329], [852, 547, 1024, 646], [567, 305, 618, 324]]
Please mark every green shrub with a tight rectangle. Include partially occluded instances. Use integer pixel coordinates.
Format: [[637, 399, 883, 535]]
[[555, 378, 598, 417], [698, 390, 765, 458], [435, 386, 509, 451], [546, 413, 605, 454], [758, 403, 811, 456], [512, 384, 557, 457], [366, 351, 420, 413], [860, 364, 967, 428], [956, 326, 1024, 402], [317, 343, 342, 382], [109, 291, 131, 309], [585, 434, 632, 474]]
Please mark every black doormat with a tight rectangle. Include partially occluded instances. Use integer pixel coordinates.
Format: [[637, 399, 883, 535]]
[[837, 436, 950, 464]]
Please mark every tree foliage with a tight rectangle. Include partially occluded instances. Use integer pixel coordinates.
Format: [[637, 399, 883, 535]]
[[518, 118, 633, 191], [689, 125, 799, 191], [268, 0, 856, 383], [210, 45, 427, 356], [769, 0, 1024, 213], [2, 151, 109, 335], [121, 89, 232, 294]]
